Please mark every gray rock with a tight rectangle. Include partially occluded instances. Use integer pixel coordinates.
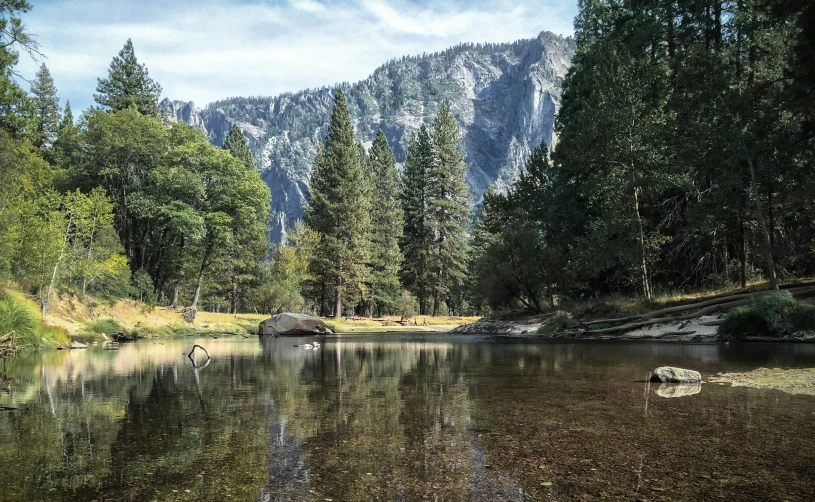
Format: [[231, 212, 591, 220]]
[[258, 313, 332, 336], [162, 31, 575, 243], [655, 383, 702, 398], [650, 366, 702, 383]]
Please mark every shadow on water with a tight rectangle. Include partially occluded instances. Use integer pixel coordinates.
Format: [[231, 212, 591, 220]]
[[0, 335, 814, 501]]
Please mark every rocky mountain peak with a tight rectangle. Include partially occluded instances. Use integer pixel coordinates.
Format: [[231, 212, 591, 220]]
[[162, 31, 575, 243]]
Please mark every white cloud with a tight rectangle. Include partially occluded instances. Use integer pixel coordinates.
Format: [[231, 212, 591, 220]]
[[15, 0, 577, 112]]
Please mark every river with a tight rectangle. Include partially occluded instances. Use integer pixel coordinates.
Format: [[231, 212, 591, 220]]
[[1, 335, 814, 501]]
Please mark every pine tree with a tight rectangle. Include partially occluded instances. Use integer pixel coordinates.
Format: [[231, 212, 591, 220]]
[[305, 89, 370, 317], [223, 123, 255, 171], [95, 39, 162, 117], [426, 103, 471, 316], [399, 125, 433, 314], [365, 130, 403, 316], [30, 63, 60, 149], [59, 101, 73, 131]]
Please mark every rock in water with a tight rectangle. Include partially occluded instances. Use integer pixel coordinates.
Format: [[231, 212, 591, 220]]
[[258, 313, 332, 336], [650, 366, 702, 383]]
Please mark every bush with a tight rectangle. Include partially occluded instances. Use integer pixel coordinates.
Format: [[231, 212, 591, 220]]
[[719, 292, 815, 338], [0, 292, 68, 352], [538, 311, 572, 335], [0, 295, 38, 347], [85, 318, 122, 334]]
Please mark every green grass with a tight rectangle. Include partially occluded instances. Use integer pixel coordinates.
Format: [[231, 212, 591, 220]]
[[537, 311, 573, 335], [85, 318, 122, 335], [0, 291, 69, 354], [719, 292, 815, 338]]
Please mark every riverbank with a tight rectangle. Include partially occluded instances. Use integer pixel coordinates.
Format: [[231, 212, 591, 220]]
[[451, 280, 815, 342]]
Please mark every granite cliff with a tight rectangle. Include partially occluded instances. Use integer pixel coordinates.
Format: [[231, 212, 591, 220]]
[[162, 31, 574, 242]]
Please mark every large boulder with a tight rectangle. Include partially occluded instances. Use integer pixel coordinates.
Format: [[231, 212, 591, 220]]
[[259, 313, 332, 336], [650, 366, 702, 383]]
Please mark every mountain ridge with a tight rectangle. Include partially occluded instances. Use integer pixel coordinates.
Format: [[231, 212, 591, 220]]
[[162, 30, 575, 242]]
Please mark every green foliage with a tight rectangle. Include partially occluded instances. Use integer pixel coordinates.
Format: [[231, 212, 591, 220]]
[[0, 294, 38, 346], [719, 292, 815, 338], [94, 39, 162, 117], [426, 103, 471, 316], [399, 126, 433, 314], [131, 269, 155, 304], [30, 63, 60, 148], [306, 89, 371, 316], [538, 312, 572, 336], [393, 290, 419, 319], [223, 123, 256, 171], [365, 130, 403, 314], [84, 318, 122, 335]]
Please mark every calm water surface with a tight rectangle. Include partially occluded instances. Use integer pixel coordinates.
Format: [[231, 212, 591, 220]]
[[1, 335, 814, 501]]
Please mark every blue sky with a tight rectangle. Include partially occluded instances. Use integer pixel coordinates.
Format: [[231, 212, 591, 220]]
[[16, 0, 578, 113]]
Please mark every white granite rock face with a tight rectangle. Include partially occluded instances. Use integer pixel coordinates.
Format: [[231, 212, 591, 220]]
[[162, 31, 575, 243]]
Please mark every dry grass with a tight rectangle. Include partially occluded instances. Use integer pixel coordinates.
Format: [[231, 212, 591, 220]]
[[325, 315, 480, 333]]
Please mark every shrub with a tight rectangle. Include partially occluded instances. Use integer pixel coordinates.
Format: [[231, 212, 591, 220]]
[[0, 295, 38, 347], [85, 318, 122, 334], [719, 292, 815, 338], [538, 311, 572, 335]]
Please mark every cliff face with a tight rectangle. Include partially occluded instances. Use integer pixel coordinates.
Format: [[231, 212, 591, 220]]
[[162, 31, 574, 242]]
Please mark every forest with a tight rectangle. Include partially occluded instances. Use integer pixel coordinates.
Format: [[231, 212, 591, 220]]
[[0, 1, 271, 333], [3, 0, 815, 336], [469, 0, 815, 312]]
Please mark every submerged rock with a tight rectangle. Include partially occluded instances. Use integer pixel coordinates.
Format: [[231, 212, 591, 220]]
[[650, 366, 702, 383], [655, 383, 702, 398], [259, 313, 332, 336]]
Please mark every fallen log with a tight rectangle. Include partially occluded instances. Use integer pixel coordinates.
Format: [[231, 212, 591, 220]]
[[582, 285, 815, 329], [584, 298, 751, 335], [188, 344, 210, 360]]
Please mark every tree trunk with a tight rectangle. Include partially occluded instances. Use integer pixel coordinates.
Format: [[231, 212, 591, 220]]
[[81, 223, 96, 297], [746, 156, 778, 289], [190, 243, 213, 311], [171, 283, 180, 309], [739, 214, 747, 289], [230, 275, 238, 315], [334, 276, 342, 318], [44, 215, 72, 314], [633, 186, 652, 301]]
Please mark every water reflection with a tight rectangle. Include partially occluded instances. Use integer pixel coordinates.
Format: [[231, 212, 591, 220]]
[[0, 336, 814, 501]]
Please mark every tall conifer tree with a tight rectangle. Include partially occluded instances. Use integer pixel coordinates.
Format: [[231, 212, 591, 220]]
[[399, 125, 433, 314], [366, 130, 403, 315], [426, 103, 471, 316], [306, 89, 370, 317], [30, 63, 60, 149], [223, 123, 255, 171], [95, 39, 162, 117]]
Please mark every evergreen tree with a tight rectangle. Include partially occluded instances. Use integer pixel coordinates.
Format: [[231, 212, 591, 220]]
[[95, 39, 162, 117], [365, 130, 403, 315], [399, 126, 433, 314], [223, 123, 255, 171], [426, 103, 471, 316], [30, 63, 60, 149], [0, 0, 36, 136], [59, 101, 73, 131], [305, 89, 370, 317]]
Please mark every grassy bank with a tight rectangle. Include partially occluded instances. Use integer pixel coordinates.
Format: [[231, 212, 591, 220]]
[[40, 290, 265, 341], [0, 290, 69, 355], [324, 315, 480, 333]]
